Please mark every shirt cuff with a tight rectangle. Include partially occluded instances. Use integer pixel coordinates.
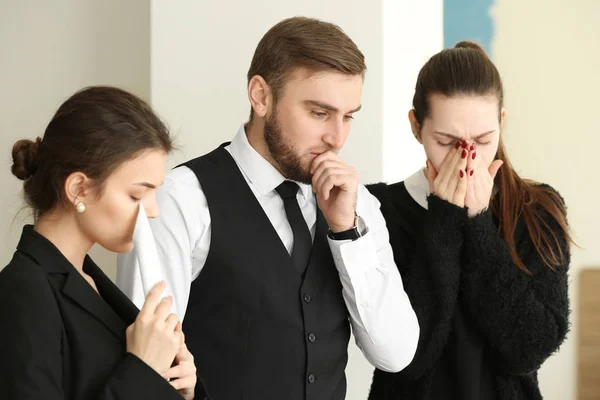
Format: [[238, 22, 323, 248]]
[[327, 231, 378, 279]]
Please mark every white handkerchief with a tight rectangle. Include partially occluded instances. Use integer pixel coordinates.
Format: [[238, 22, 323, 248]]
[[132, 203, 173, 302]]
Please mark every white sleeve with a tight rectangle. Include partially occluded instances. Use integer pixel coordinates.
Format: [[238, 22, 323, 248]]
[[327, 184, 419, 373]]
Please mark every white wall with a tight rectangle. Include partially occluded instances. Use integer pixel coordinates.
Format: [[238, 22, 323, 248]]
[[0, 1, 150, 277], [492, 0, 600, 399], [382, 0, 443, 183]]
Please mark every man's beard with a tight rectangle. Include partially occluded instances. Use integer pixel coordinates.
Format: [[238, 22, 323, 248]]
[[264, 110, 313, 184]]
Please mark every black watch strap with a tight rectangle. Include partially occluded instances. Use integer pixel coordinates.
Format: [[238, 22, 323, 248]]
[[327, 215, 368, 241], [328, 226, 361, 241]]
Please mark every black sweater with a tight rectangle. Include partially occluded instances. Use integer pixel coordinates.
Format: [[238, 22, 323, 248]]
[[366, 181, 570, 400]]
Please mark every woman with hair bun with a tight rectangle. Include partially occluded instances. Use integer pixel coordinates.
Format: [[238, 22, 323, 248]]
[[0, 86, 207, 400]]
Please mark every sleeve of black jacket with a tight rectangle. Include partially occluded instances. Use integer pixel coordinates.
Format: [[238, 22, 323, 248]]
[[367, 183, 468, 389], [459, 185, 571, 375]]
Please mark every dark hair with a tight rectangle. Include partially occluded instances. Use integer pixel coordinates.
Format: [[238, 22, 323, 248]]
[[247, 16, 366, 120], [413, 41, 572, 272], [412, 41, 504, 124], [11, 86, 173, 220]]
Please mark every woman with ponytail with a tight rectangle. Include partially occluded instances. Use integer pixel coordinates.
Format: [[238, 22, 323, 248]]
[[367, 41, 572, 400]]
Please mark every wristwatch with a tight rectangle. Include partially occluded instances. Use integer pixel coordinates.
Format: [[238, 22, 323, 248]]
[[328, 215, 369, 241]]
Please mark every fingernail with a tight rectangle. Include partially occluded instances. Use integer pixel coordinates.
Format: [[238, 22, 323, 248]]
[[460, 170, 464, 178], [461, 149, 467, 158], [455, 141, 461, 149], [472, 152, 476, 160], [461, 141, 468, 149], [469, 144, 475, 151], [470, 169, 474, 176]]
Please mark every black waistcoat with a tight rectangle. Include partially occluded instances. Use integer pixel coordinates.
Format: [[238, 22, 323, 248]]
[[181, 145, 351, 400]]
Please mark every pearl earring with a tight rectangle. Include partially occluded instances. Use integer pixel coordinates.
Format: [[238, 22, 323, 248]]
[[76, 202, 86, 213]]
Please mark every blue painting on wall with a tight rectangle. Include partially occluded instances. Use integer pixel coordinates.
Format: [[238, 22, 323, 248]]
[[444, 0, 495, 55]]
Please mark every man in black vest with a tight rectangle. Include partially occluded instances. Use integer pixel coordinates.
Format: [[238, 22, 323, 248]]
[[117, 16, 419, 400]]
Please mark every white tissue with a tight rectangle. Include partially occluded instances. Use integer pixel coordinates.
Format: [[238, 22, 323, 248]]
[[132, 203, 173, 302]]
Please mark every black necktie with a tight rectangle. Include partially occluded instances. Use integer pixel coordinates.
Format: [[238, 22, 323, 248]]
[[275, 181, 313, 275]]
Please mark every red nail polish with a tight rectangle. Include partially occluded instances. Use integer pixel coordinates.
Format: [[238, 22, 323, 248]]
[[469, 144, 475, 151], [460, 170, 464, 178], [455, 141, 461, 149], [461, 141, 468, 149], [472, 152, 476, 160], [461, 149, 467, 158], [470, 169, 474, 176]]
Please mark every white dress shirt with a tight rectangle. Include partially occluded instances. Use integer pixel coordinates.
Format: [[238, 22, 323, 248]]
[[116, 126, 419, 373], [404, 168, 430, 209]]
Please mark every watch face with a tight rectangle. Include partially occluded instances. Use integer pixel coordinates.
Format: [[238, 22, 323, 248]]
[[356, 215, 367, 235]]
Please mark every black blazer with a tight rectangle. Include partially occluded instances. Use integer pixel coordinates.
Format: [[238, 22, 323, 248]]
[[0, 225, 209, 400]]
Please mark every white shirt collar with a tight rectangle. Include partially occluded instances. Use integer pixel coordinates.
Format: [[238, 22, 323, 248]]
[[228, 125, 312, 199], [404, 168, 430, 210]]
